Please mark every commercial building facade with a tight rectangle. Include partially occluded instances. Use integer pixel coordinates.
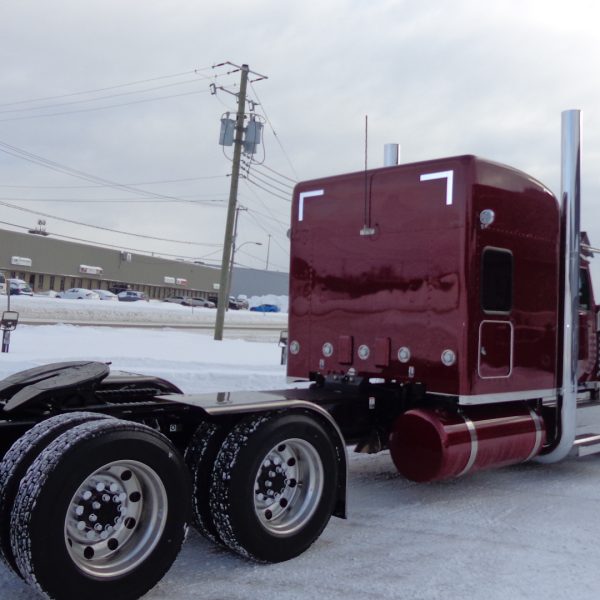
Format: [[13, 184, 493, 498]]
[[0, 228, 289, 299]]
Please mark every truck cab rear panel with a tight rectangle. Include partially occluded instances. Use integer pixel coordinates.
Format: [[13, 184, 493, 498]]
[[288, 155, 561, 404]]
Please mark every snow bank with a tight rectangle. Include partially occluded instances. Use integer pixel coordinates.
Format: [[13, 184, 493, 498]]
[[2, 295, 288, 328]]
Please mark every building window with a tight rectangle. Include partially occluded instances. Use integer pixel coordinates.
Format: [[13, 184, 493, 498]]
[[49, 275, 55, 290], [38, 274, 45, 289], [481, 248, 513, 313]]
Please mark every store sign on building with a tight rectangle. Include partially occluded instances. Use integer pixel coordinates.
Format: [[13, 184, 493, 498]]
[[79, 265, 103, 275], [11, 256, 32, 267]]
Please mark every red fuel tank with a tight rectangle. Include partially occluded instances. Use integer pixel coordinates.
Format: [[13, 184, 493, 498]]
[[389, 404, 545, 483]]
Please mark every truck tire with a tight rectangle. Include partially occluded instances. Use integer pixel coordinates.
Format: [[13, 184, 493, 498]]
[[210, 411, 338, 562], [10, 419, 190, 600], [0, 411, 113, 576], [184, 421, 229, 544]]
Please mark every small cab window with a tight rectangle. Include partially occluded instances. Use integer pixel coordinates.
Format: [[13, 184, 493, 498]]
[[481, 248, 513, 313], [579, 268, 591, 310]]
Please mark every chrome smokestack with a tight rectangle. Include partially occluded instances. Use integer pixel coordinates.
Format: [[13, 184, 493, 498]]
[[384, 143, 399, 167], [537, 109, 581, 463]]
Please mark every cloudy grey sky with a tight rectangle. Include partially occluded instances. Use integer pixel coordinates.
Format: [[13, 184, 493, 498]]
[[2, 0, 600, 276]]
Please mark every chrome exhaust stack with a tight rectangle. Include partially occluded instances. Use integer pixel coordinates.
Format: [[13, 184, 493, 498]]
[[537, 109, 581, 463]]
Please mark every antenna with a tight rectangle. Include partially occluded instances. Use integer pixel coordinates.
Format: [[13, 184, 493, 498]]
[[360, 114, 375, 236]]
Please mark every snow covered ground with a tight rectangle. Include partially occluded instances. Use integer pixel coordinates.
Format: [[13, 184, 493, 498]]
[[2, 294, 288, 329], [1, 324, 600, 599]]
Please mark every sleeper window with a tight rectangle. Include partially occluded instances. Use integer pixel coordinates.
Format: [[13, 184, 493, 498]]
[[481, 248, 513, 313]]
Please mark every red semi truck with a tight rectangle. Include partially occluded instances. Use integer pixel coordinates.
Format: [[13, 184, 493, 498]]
[[0, 110, 597, 599]]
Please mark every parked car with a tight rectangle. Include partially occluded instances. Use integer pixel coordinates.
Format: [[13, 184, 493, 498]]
[[92, 289, 118, 301], [118, 290, 147, 302], [182, 297, 216, 308], [57, 288, 100, 300], [35, 290, 60, 298], [8, 279, 33, 296], [250, 303, 280, 313], [235, 295, 249, 310], [163, 295, 187, 305]]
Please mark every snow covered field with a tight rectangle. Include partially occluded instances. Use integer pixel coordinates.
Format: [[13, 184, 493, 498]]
[[2, 323, 600, 599], [2, 294, 288, 329]]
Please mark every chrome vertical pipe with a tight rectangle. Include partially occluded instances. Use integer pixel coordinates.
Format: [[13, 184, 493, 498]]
[[384, 143, 399, 167], [537, 109, 581, 463]]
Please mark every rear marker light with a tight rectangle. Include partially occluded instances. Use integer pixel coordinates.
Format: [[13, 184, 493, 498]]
[[322, 343, 333, 357], [397, 347, 411, 363], [358, 345, 370, 360], [441, 349, 456, 366]]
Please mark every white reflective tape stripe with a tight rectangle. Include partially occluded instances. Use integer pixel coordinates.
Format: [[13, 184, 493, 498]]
[[457, 413, 478, 477], [525, 407, 544, 461], [420, 170, 454, 205], [298, 189, 324, 221]]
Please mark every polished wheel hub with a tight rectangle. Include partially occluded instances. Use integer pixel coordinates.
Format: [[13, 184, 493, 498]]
[[64, 460, 167, 578], [254, 438, 323, 536]]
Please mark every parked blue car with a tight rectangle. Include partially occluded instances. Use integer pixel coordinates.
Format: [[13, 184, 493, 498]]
[[250, 304, 280, 313]]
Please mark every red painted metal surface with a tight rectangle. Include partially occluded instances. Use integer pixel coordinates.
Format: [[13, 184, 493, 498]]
[[287, 155, 563, 399], [388, 404, 545, 482]]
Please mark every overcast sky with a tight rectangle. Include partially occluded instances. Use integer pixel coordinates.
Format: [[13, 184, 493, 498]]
[[2, 0, 600, 277]]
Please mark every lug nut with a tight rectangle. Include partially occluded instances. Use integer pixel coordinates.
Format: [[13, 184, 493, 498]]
[[92, 501, 101, 510], [75, 505, 84, 516], [102, 494, 111, 503], [89, 514, 97, 523]]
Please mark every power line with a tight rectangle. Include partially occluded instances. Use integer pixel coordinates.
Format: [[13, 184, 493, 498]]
[[0, 174, 229, 189], [246, 207, 289, 229], [257, 162, 297, 184], [0, 199, 222, 247], [245, 168, 293, 196], [0, 89, 210, 123], [244, 175, 290, 202], [246, 210, 290, 256], [0, 78, 206, 115], [242, 161, 294, 189], [0, 219, 222, 261], [241, 180, 290, 221], [249, 81, 299, 180], [0, 67, 215, 108], [0, 196, 226, 204], [0, 139, 215, 205]]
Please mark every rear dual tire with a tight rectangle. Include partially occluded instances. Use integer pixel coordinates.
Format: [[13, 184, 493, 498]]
[[209, 412, 338, 563], [9, 418, 190, 600], [0, 412, 112, 575]]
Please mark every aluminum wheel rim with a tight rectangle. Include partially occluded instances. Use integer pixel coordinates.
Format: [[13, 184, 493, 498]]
[[64, 459, 168, 578], [253, 438, 324, 537]]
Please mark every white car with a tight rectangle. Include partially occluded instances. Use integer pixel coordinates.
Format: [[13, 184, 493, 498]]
[[58, 288, 100, 300], [92, 289, 118, 301]]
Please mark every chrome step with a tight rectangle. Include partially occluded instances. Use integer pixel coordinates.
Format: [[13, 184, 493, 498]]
[[574, 433, 600, 457]]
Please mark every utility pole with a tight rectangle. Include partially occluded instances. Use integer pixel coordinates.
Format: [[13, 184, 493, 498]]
[[227, 205, 247, 304], [214, 64, 250, 340], [266, 234, 271, 270]]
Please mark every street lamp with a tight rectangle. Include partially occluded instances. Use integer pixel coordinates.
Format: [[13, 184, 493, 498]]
[[228, 241, 262, 304]]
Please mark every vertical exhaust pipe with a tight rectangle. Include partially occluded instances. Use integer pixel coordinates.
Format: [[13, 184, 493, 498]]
[[537, 109, 581, 463], [384, 143, 400, 167]]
